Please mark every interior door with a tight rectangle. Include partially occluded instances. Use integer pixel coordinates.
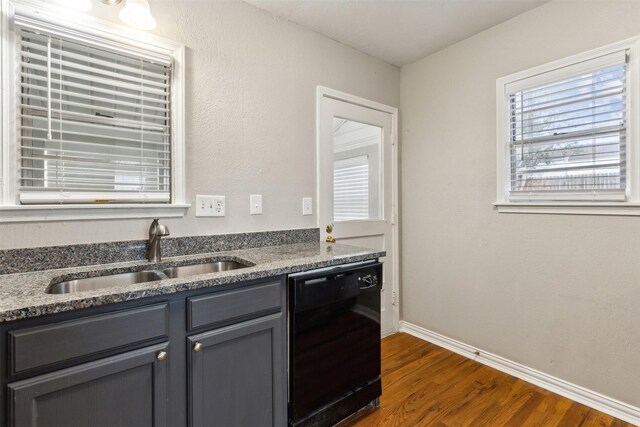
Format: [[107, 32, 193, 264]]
[[318, 92, 397, 336]]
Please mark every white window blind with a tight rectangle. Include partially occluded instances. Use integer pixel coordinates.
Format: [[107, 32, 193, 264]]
[[506, 51, 627, 202], [17, 19, 172, 204], [334, 155, 369, 221]]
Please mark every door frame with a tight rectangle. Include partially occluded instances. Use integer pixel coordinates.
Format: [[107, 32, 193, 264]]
[[315, 86, 400, 334]]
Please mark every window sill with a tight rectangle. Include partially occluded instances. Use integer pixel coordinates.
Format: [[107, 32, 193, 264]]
[[0, 204, 191, 223], [493, 202, 640, 216]]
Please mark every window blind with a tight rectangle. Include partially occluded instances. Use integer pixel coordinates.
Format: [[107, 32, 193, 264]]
[[506, 51, 627, 202], [334, 155, 369, 221], [17, 21, 172, 204]]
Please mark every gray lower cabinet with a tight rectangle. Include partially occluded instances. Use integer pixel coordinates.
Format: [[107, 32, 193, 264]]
[[8, 342, 169, 427], [0, 276, 287, 427], [188, 312, 286, 427]]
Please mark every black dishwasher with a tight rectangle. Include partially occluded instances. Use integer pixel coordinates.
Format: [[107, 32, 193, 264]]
[[288, 260, 382, 427]]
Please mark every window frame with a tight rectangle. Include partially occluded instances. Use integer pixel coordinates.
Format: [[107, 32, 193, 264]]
[[0, 0, 188, 222], [495, 36, 640, 216]]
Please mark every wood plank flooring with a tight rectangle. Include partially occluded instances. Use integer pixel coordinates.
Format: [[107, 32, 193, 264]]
[[342, 333, 633, 427]]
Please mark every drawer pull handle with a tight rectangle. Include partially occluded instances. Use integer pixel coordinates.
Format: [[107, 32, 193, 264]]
[[157, 351, 168, 362], [194, 342, 204, 352]]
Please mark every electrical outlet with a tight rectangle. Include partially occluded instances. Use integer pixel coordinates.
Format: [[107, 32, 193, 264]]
[[250, 194, 262, 215], [302, 197, 313, 215], [196, 195, 225, 217]]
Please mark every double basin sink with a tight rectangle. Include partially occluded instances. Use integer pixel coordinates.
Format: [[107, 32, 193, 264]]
[[47, 260, 252, 295]]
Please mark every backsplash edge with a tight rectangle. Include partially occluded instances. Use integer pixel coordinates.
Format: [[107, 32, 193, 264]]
[[0, 228, 320, 275]]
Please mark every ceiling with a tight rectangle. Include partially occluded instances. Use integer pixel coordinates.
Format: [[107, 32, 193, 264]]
[[245, 0, 550, 66]]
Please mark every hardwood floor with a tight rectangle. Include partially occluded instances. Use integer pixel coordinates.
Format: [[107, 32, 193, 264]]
[[343, 333, 633, 427]]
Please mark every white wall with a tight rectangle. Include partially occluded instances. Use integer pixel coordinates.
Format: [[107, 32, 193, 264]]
[[401, 0, 640, 407], [0, 0, 399, 249]]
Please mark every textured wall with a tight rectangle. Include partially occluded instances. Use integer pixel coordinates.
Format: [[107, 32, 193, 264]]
[[400, 0, 640, 407], [0, 0, 399, 249]]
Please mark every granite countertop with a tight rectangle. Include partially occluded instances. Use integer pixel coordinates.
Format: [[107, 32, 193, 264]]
[[0, 242, 384, 323]]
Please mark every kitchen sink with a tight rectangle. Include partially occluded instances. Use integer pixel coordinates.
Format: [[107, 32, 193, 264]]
[[46, 259, 253, 294], [162, 261, 249, 279], [47, 270, 167, 294]]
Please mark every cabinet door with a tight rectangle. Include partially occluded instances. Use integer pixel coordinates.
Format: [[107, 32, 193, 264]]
[[188, 313, 285, 427], [8, 342, 169, 427]]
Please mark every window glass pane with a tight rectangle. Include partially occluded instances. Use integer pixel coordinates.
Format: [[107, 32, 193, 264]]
[[333, 118, 382, 221], [509, 63, 626, 193], [17, 25, 171, 203]]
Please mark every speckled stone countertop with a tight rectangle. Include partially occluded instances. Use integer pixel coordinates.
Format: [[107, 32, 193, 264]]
[[0, 242, 384, 323]]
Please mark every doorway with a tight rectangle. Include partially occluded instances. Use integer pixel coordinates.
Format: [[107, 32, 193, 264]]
[[317, 87, 399, 336]]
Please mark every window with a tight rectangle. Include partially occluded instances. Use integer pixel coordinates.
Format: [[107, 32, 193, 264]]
[[0, 1, 187, 221], [495, 38, 640, 215]]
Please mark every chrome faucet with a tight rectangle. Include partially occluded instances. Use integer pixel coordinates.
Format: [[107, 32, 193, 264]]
[[148, 218, 170, 262]]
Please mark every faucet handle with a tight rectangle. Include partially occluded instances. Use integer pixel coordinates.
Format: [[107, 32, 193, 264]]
[[150, 218, 170, 237], [158, 224, 170, 236]]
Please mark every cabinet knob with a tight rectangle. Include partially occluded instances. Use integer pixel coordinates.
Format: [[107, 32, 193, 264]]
[[157, 351, 168, 362], [194, 342, 204, 352]]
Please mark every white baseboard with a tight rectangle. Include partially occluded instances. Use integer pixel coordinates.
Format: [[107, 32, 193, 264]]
[[381, 327, 396, 338], [399, 321, 640, 426]]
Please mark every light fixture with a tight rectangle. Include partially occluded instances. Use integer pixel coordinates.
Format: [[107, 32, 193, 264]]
[[118, 0, 157, 30], [57, 0, 93, 11], [61, 0, 158, 31]]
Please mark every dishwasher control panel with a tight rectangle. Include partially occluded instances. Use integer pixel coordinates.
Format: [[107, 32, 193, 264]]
[[290, 262, 382, 311], [358, 274, 379, 289]]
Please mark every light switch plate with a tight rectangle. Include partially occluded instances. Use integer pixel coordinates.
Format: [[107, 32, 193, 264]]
[[196, 195, 225, 217], [250, 194, 263, 215], [302, 197, 313, 215]]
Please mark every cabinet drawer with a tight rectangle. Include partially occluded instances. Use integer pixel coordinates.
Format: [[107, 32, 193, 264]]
[[10, 303, 169, 375], [187, 281, 281, 331]]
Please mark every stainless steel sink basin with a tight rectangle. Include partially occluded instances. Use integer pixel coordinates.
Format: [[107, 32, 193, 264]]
[[47, 270, 166, 294], [162, 261, 248, 279], [46, 259, 252, 294]]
